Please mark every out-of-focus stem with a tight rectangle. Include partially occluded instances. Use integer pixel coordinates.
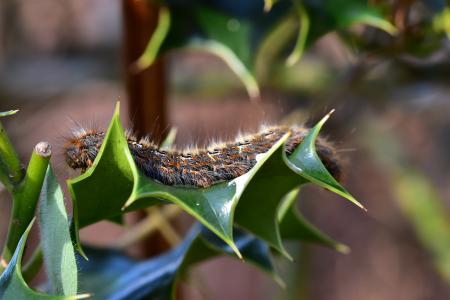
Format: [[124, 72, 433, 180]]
[[0, 142, 51, 273], [113, 205, 181, 250], [150, 207, 181, 246]]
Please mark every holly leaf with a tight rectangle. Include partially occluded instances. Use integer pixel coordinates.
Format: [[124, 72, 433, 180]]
[[133, 1, 397, 97], [77, 224, 279, 300], [278, 188, 349, 253], [39, 166, 78, 295], [234, 110, 361, 259], [0, 220, 84, 300], [68, 103, 363, 260]]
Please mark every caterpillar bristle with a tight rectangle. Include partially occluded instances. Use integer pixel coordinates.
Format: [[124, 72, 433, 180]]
[[64, 126, 342, 187]]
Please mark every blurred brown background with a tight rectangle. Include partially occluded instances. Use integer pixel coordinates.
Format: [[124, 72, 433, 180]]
[[1, 0, 450, 299]]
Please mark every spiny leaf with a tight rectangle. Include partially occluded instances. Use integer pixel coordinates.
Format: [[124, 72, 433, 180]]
[[0, 220, 85, 300], [68, 104, 361, 261], [68, 104, 135, 258], [285, 110, 365, 210], [233, 135, 302, 259], [278, 188, 349, 254], [235, 111, 363, 258], [123, 131, 291, 258], [39, 166, 78, 295], [77, 224, 279, 300]]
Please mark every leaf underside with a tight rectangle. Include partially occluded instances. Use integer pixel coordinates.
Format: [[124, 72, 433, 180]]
[[77, 224, 280, 300]]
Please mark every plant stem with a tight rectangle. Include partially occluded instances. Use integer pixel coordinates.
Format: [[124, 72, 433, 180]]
[[149, 206, 181, 246], [113, 205, 181, 250], [0, 120, 24, 191], [0, 142, 51, 273]]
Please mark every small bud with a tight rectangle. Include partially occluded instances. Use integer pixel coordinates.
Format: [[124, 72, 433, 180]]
[[35, 142, 52, 158]]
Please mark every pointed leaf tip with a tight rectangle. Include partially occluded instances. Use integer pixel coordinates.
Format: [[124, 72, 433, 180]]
[[286, 110, 365, 210], [323, 109, 335, 122], [114, 102, 121, 115], [336, 244, 351, 255], [0, 110, 19, 117]]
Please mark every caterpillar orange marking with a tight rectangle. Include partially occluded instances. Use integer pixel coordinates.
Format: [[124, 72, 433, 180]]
[[64, 126, 341, 187]]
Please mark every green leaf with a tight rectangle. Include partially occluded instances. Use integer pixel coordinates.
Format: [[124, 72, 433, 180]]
[[285, 110, 365, 210], [194, 7, 252, 69], [235, 111, 363, 258], [134, 6, 171, 71], [394, 171, 450, 282], [338, 6, 398, 35], [188, 7, 259, 99], [324, 0, 397, 35], [363, 121, 450, 284], [278, 188, 349, 254], [68, 104, 135, 228], [233, 136, 302, 259], [433, 7, 450, 38], [124, 131, 291, 258], [264, 0, 278, 12], [254, 13, 298, 81], [0, 220, 83, 300], [0, 110, 19, 117], [286, 2, 310, 66], [0, 111, 23, 193], [186, 38, 260, 99], [173, 225, 284, 297], [68, 103, 135, 257], [68, 104, 362, 260], [39, 166, 78, 295], [77, 224, 280, 299]]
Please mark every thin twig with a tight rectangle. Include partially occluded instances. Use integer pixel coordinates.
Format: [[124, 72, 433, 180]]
[[113, 205, 181, 250]]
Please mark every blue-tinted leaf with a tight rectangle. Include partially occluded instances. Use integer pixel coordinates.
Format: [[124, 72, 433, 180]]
[[0, 220, 82, 300], [78, 224, 279, 300], [39, 166, 78, 295]]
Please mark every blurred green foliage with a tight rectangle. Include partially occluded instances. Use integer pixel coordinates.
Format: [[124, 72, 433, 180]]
[[138, 0, 449, 98]]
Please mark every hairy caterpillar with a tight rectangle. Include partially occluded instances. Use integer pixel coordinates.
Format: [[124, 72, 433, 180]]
[[64, 126, 341, 188]]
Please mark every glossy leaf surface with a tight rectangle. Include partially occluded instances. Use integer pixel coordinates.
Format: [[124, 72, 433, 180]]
[[68, 104, 362, 260]]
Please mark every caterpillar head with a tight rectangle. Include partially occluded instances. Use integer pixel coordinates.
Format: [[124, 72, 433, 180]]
[[64, 129, 105, 172]]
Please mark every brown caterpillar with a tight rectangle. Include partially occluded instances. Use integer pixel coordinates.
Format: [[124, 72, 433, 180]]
[[64, 126, 341, 188]]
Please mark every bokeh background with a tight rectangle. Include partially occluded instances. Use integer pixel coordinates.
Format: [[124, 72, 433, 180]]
[[1, 0, 450, 299]]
